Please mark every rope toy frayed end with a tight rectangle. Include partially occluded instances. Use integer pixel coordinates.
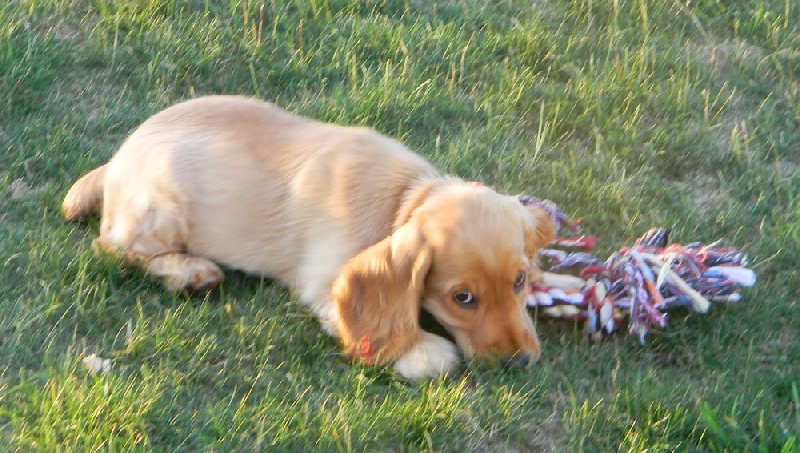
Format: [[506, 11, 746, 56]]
[[520, 196, 756, 342]]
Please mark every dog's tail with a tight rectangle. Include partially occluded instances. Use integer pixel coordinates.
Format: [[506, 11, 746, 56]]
[[62, 164, 108, 221]]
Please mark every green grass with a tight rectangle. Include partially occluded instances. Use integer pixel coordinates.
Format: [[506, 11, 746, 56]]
[[1, 0, 798, 450]]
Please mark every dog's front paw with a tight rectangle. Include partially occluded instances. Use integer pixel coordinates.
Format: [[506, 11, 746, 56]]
[[393, 332, 459, 380]]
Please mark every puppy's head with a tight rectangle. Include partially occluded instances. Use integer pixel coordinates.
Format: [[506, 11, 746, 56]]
[[332, 183, 554, 374], [416, 185, 553, 365]]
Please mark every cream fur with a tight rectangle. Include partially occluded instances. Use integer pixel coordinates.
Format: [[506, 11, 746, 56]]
[[393, 332, 460, 380], [63, 96, 554, 380]]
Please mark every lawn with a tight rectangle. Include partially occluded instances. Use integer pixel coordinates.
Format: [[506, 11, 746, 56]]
[[1, 0, 798, 450]]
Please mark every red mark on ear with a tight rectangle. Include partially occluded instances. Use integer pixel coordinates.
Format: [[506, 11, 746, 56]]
[[358, 335, 375, 364], [466, 181, 483, 187]]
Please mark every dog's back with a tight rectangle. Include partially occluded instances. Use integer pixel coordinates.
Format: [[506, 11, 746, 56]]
[[67, 96, 439, 296], [64, 96, 553, 379]]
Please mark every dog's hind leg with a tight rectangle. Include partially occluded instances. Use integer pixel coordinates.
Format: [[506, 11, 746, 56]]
[[94, 191, 224, 292], [95, 238, 224, 293], [95, 238, 223, 292], [144, 252, 224, 292]]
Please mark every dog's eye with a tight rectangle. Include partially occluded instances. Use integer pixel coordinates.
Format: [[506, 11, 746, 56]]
[[514, 272, 526, 291], [453, 290, 476, 308]]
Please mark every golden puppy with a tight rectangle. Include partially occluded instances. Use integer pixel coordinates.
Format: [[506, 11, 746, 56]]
[[63, 96, 554, 380]]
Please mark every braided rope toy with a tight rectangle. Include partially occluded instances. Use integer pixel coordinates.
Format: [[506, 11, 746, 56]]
[[520, 196, 756, 343]]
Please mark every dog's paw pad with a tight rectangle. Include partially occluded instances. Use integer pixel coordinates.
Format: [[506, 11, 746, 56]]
[[153, 255, 223, 293], [188, 264, 223, 292]]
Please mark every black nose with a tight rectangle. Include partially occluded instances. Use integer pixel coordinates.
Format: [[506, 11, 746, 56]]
[[502, 355, 530, 368]]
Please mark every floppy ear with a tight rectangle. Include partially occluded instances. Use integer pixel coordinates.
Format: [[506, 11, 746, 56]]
[[331, 221, 432, 364], [522, 204, 555, 282]]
